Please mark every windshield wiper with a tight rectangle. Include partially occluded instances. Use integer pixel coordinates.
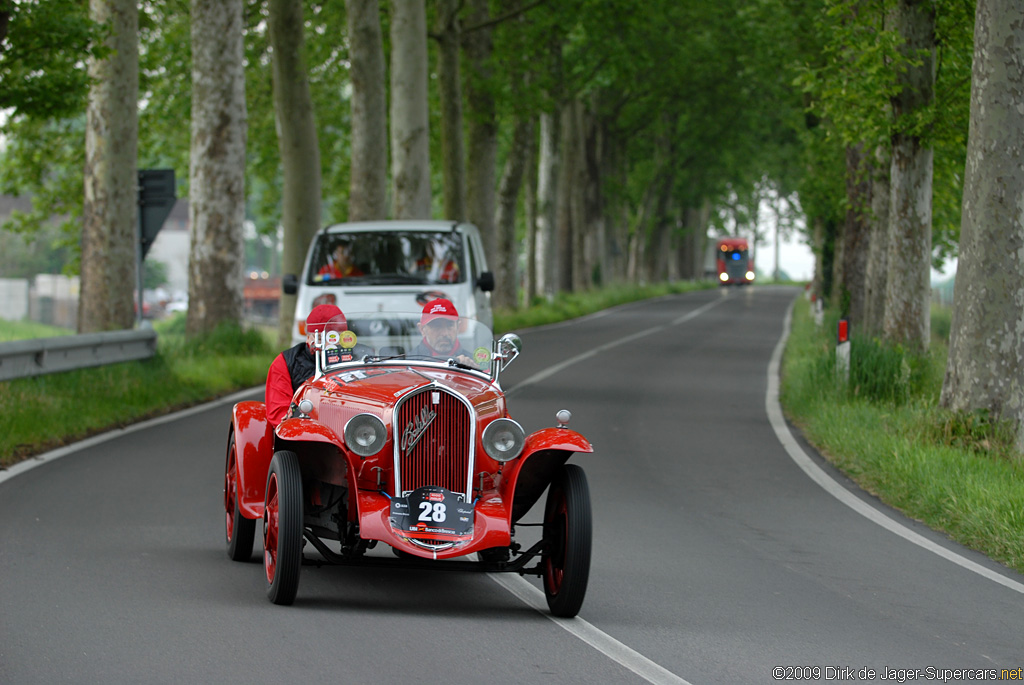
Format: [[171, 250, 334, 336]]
[[362, 275, 428, 285], [365, 354, 407, 363], [447, 358, 481, 371]]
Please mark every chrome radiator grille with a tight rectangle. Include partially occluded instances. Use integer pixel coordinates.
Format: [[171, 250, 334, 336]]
[[394, 386, 473, 497]]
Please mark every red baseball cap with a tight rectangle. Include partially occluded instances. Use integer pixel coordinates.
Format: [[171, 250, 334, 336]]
[[420, 297, 459, 324], [306, 304, 347, 332]]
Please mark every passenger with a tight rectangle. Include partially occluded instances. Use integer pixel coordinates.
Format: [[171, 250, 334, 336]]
[[415, 241, 460, 283], [317, 242, 363, 280], [265, 304, 348, 427], [413, 298, 477, 367]]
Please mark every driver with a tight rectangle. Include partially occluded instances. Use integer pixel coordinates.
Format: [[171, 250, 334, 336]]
[[265, 304, 348, 427], [413, 298, 477, 367]]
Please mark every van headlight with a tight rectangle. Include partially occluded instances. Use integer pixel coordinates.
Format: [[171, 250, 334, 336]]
[[482, 419, 525, 462], [344, 414, 387, 457]]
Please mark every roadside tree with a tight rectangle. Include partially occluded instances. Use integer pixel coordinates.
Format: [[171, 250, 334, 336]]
[[940, 0, 1024, 453], [186, 0, 246, 336], [79, 0, 138, 333], [268, 0, 321, 345]]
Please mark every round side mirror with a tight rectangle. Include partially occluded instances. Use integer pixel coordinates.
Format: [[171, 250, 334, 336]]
[[497, 333, 522, 369]]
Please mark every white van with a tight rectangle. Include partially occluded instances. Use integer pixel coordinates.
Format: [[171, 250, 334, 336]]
[[282, 220, 494, 345]]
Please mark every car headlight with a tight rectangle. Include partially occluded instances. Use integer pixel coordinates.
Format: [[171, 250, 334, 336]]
[[719, 272, 729, 282], [482, 418, 525, 463], [344, 414, 387, 457]]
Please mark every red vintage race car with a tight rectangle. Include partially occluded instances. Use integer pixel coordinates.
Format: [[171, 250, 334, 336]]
[[223, 312, 594, 617]]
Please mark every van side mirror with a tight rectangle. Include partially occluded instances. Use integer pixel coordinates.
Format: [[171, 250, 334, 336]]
[[476, 271, 495, 292], [282, 273, 298, 295]]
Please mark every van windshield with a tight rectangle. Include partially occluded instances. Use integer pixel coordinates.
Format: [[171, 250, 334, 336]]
[[309, 231, 465, 286]]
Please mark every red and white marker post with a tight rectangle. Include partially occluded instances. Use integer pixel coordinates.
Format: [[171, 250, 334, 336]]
[[836, 318, 850, 383]]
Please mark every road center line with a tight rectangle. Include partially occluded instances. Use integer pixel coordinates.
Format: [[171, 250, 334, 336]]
[[507, 296, 725, 395], [488, 574, 693, 685], [495, 294, 727, 684], [766, 298, 1024, 595]]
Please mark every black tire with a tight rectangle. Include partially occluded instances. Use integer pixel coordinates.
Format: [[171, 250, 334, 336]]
[[542, 463, 592, 618], [263, 450, 303, 605], [224, 435, 256, 561]]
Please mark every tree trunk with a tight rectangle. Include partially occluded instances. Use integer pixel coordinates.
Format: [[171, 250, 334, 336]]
[[841, 143, 871, 324], [679, 201, 708, 280], [389, 0, 430, 220], [270, 0, 320, 346], [79, 0, 137, 333], [864, 146, 891, 337], [555, 100, 578, 292], [627, 179, 658, 284], [940, 0, 1024, 453], [523, 117, 539, 305], [463, 0, 498, 261], [645, 174, 674, 282], [579, 103, 603, 289], [186, 0, 246, 336], [571, 102, 589, 292], [493, 115, 534, 310], [534, 111, 559, 299], [433, 0, 466, 221], [811, 215, 825, 301], [882, 0, 934, 352], [347, 0, 387, 222]]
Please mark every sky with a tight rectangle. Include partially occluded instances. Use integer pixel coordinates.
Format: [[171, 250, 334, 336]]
[[760, 233, 816, 281]]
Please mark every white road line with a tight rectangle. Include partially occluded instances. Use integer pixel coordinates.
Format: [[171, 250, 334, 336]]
[[495, 296, 729, 684], [508, 297, 724, 394], [488, 574, 693, 685], [766, 299, 1024, 595]]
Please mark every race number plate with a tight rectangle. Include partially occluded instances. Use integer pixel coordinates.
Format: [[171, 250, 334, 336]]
[[389, 486, 474, 542]]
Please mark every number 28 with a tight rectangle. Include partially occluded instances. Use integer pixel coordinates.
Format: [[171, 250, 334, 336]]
[[418, 501, 446, 523]]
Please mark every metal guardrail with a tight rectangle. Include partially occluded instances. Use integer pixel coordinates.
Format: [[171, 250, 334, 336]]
[[0, 329, 158, 382]]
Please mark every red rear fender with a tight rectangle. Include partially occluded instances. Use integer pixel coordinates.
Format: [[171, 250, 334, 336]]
[[231, 401, 274, 519], [275, 417, 343, 447]]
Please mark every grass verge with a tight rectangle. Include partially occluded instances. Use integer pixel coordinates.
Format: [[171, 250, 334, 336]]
[[780, 297, 1024, 574], [0, 315, 275, 467]]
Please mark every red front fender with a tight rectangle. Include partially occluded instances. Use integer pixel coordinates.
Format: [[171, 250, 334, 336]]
[[230, 401, 274, 519], [500, 427, 593, 524], [520, 427, 594, 457]]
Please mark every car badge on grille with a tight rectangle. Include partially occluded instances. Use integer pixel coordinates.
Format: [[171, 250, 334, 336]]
[[401, 405, 437, 454]]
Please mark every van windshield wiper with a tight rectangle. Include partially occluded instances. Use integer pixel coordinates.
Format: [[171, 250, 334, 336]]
[[362, 275, 429, 285]]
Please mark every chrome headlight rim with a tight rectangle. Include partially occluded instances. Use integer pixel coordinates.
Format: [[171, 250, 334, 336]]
[[343, 413, 387, 457], [482, 418, 525, 463]]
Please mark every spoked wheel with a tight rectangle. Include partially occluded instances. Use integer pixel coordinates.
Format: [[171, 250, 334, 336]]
[[542, 463, 592, 618], [224, 434, 255, 561], [263, 450, 303, 605]]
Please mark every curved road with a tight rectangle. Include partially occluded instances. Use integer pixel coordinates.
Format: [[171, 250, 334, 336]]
[[2, 286, 1021, 684]]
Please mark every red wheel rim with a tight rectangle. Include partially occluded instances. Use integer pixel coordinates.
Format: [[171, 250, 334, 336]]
[[224, 449, 238, 541], [544, 488, 568, 595], [264, 473, 280, 584]]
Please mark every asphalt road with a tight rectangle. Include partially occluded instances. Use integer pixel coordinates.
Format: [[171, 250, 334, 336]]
[[2, 285, 1022, 684]]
